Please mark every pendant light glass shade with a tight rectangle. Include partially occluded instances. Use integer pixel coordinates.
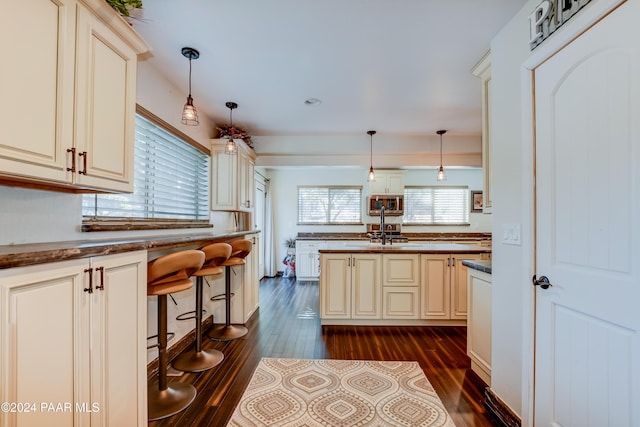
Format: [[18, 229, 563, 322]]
[[436, 130, 447, 182], [224, 102, 238, 155], [180, 47, 200, 126], [367, 130, 376, 182]]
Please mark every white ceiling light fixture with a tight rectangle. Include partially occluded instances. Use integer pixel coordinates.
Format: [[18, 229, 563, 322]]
[[180, 47, 200, 126], [367, 130, 376, 182], [225, 102, 238, 155], [436, 129, 447, 182]]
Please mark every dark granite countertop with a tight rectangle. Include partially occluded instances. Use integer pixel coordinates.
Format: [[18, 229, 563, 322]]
[[461, 259, 492, 274], [296, 232, 491, 242], [320, 243, 491, 254], [0, 231, 258, 269]]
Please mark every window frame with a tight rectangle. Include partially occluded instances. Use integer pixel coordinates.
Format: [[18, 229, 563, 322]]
[[81, 105, 212, 232], [297, 185, 363, 225], [402, 185, 471, 226]]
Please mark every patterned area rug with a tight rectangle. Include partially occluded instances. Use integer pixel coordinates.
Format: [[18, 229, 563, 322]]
[[228, 358, 456, 427]]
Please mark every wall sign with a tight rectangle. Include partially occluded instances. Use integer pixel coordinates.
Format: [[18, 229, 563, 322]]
[[529, 0, 592, 50]]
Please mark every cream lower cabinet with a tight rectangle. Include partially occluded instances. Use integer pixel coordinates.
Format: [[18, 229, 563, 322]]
[[295, 241, 325, 280], [0, 0, 148, 192], [381, 254, 420, 319], [320, 253, 381, 319], [243, 234, 260, 322], [420, 253, 482, 320], [0, 251, 147, 426], [467, 267, 492, 385]]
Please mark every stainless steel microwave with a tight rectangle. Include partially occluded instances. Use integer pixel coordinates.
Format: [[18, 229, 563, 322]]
[[368, 195, 404, 216]]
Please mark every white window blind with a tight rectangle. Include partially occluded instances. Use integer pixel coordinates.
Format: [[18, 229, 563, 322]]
[[82, 114, 210, 220], [403, 186, 469, 225], [298, 186, 362, 224]]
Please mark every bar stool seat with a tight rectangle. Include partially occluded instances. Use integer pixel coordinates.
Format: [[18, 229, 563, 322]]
[[208, 239, 252, 341], [147, 250, 204, 421], [172, 243, 232, 372]]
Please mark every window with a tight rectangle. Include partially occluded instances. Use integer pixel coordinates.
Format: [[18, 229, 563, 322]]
[[403, 186, 470, 225], [298, 186, 362, 224], [82, 111, 210, 229]]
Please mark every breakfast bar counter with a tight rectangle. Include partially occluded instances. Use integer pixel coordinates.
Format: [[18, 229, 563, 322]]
[[0, 231, 256, 269]]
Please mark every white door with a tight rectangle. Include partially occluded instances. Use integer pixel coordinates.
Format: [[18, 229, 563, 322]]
[[534, 2, 640, 425], [255, 176, 266, 279]]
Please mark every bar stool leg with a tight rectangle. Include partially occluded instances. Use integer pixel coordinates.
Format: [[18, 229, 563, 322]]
[[148, 295, 197, 421], [208, 265, 248, 340], [172, 277, 224, 372]]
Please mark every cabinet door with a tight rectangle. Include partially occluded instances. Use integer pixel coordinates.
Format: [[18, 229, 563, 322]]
[[385, 172, 405, 194], [237, 149, 255, 211], [351, 254, 381, 319], [383, 287, 420, 319], [296, 241, 324, 280], [89, 251, 146, 426], [0, 259, 88, 427], [0, 0, 75, 184], [420, 254, 451, 319], [242, 235, 259, 321], [74, 4, 137, 192], [320, 254, 351, 319], [211, 148, 237, 210], [450, 254, 482, 320], [382, 254, 419, 287]]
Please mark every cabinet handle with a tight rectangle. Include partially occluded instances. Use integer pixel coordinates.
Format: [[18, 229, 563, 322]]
[[78, 151, 87, 175], [83, 268, 94, 293], [452, 257, 456, 266], [348, 257, 351, 267], [447, 257, 451, 267], [66, 148, 76, 172], [95, 266, 105, 291]]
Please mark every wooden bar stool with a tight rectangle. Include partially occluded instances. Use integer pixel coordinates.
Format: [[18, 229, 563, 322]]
[[147, 249, 204, 421], [208, 239, 252, 340], [172, 243, 232, 372]]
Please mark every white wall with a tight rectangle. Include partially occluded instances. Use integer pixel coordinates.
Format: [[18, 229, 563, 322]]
[[489, 1, 625, 424], [265, 166, 491, 271], [488, 1, 535, 419]]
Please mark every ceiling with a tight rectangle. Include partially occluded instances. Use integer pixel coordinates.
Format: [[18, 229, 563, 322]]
[[131, 0, 527, 140]]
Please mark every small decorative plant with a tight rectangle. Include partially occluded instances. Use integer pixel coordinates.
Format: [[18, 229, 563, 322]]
[[285, 238, 296, 249], [106, 0, 143, 17]]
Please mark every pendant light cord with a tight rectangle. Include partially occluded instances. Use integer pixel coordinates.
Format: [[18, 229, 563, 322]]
[[440, 133, 443, 166], [188, 57, 192, 97]]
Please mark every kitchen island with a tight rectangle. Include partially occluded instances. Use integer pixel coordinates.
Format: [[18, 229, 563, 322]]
[[319, 243, 490, 326]]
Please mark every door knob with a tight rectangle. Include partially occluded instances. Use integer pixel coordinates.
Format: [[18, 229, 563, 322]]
[[532, 275, 552, 289]]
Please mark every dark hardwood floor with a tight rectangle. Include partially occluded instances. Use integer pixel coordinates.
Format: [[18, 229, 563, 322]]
[[148, 277, 498, 426]]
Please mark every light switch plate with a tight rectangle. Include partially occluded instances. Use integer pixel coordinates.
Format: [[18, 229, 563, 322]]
[[502, 223, 521, 246]]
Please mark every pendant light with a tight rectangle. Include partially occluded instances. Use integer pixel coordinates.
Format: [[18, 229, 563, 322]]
[[181, 47, 200, 126], [436, 129, 447, 181], [224, 102, 238, 155], [367, 130, 376, 182]]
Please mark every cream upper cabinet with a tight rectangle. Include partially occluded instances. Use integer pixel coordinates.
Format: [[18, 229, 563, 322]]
[[0, 250, 147, 426], [368, 170, 404, 194], [0, 0, 149, 192], [420, 253, 482, 320], [211, 139, 257, 211], [472, 51, 492, 213]]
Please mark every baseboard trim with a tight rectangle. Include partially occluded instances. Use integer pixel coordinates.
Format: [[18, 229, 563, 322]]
[[147, 315, 214, 381], [484, 387, 521, 427]]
